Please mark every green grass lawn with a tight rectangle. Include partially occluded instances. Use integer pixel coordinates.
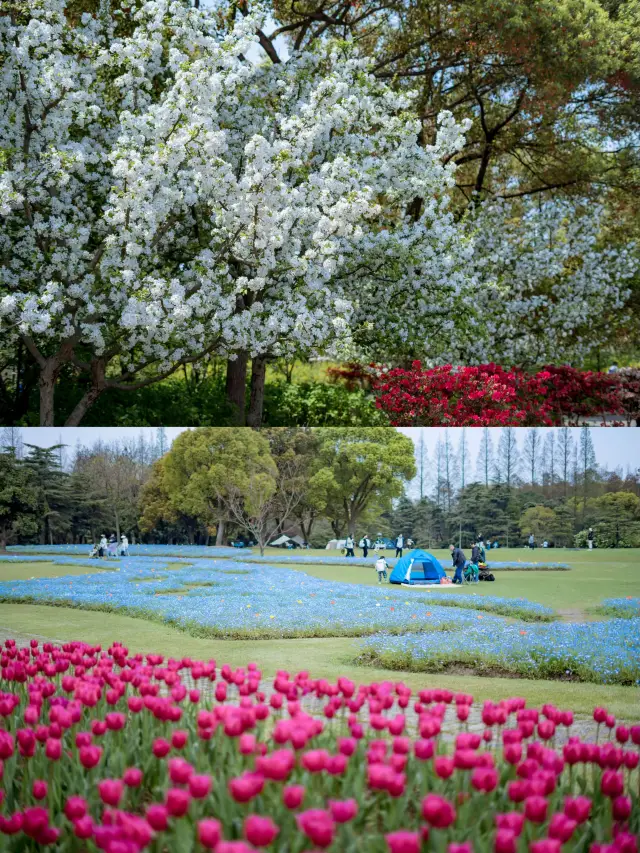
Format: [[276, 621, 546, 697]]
[[269, 547, 640, 615], [1, 549, 638, 716], [1, 603, 637, 718]]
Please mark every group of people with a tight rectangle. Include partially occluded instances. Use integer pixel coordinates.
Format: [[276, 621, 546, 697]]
[[344, 534, 413, 559], [90, 534, 129, 559], [449, 539, 487, 584]]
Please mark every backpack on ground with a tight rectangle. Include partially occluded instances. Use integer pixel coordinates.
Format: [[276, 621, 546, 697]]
[[479, 569, 495, 582]]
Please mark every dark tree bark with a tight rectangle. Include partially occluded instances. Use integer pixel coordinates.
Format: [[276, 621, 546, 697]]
[[225, 352, 248, 425], [246, 355, 268, 427]]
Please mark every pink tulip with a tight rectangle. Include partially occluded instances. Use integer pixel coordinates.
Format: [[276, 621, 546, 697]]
[[422, 794, 456, 828], [79, 745, 102, 769], [244, 815, 279, 847], [72, 816, 93, 839], [188, 774, 212, 799], [548, 814, 577, 842], [495, 813, 525, 836], [22, 807, 49, 839], [601, 770, 624, 798], [165, 788, 190, 817], [64, 796, 88, 820], [612, 796, 631, 821], [449, 844, 473, 853], [386, 830, 421, 853], [530, 840, 561, 853], [495, 830, 517, 853], [44, 738, 62, 760], [152, 738, 171, 758], [198, 818, 222, 849], [146, 804, 169, 831], [524, 796, 548, 824], [296, 810, 335, 849], [98, 779, 123, 807], [229, 772, 264, 803], [434, 756, 454, 779], [283, 785, 305, 809], [329, 799, 358, 823], [123, 767, 143, 788], [564, 796, 592, 823], [32, 780, 47, 800]]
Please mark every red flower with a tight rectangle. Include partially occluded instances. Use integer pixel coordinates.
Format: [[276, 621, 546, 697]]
[[422, 794, 456, 828], [601, 770, 624, 798], [98, 779, 123, 807], [198, 818, 222, 849], [64, 796, 87, 820], [165, 788, 191, 817], [244, 815, 279, 847], [386, 830, 421, 853], [188, 774, 212, 799], [283, 785, 305, 809], [612, 796, 631, 821], [524, 796, 548, 823], [229, 772, 264, 803], [296, 809, 335, 848], [32, 780, 47, 800], [123, 767, 143, 788], [146, 804, 169, 831], [329, 799, 358, 823], [79, 745, 102, 769]]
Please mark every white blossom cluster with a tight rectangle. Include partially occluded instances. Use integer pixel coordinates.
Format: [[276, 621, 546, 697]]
[[466, 197, 639, 365], [0, 0, 476, 386]]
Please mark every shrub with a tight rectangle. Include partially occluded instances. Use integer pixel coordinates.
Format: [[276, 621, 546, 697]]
[[371, 363, 624, 426]]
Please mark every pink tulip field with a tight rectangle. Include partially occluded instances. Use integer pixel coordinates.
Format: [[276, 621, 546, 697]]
[[0, 638, 638, 852]]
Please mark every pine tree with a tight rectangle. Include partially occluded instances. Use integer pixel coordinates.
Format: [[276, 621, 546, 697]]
[[22, 444, 71, 544]]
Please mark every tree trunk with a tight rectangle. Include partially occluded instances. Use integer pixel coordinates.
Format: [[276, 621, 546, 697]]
[[39, 364, 58, 426], [215, 518, 226, 546], [0, 526, 7, 552], [114, 508, 120, 541], [225, 352, 248, 425], [65, 387, 104, 426], [246, 356, 268, 427]]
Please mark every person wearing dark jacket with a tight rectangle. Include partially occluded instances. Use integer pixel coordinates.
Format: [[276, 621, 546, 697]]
[[449, 544, 466, 584], [471, 543, 481, 564]]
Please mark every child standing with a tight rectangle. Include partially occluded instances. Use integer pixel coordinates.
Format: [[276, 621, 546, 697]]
[[375, 555, 388, 584]]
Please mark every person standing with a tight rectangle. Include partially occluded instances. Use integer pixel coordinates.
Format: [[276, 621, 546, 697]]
[[361, 535, 371, 558], [528, 533, 535, 550], [375, 555, 388, 584], [449, 544, 466, 584], [99, 534, 108, 559], [120, 535, 129, 557], [587, 528, 594, 550], [395, 534, 404, 558], [345, 535, 355, 558]]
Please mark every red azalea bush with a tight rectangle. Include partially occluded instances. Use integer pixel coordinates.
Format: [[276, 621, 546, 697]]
[[617, 369, 640, 426], [0, 639, 638, 853], [371, 363, 624, 427]]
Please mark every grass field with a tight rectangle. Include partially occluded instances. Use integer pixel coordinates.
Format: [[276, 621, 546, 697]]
[[1, 548, 638, 717]]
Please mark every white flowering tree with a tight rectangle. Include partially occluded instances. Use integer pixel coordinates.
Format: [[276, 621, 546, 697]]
[[466, 197, 639, 365], [0, 0, 476, 425]]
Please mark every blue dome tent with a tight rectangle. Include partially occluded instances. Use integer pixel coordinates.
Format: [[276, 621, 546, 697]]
[[389, 549, 446, 585]]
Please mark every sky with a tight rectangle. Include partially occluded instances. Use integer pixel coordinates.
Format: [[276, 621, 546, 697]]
[[8, 426, 639, 473]]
